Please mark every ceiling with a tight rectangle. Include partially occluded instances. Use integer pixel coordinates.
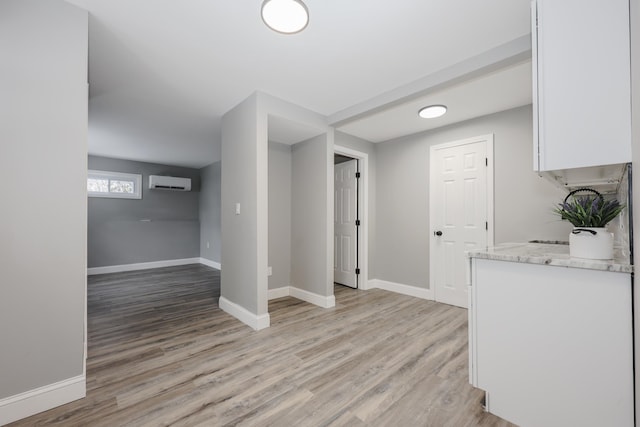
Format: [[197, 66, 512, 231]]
[[65, 0, 533, 168], [338, 60, 533, 143]]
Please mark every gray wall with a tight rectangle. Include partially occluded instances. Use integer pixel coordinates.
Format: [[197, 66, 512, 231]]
[[200, 161, 221, 264], [375, 105, 570, 288], [0, 0, 87, 400], [291, 134, 333, 297], [268, 142, 292, 290], [221, 94, 265, 315], [221, 92, 330, 322], [335, 131, 377, 279], [88, 156, 201, 268]]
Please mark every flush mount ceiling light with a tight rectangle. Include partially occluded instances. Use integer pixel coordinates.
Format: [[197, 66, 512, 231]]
[[261, 0, 309, 34], [418, 105, 447, 119]]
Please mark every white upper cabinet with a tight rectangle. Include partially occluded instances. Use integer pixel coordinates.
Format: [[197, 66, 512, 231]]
[[532, 0, 632, 171]]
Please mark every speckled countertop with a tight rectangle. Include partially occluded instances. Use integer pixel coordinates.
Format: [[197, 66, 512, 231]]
[[466, 242, 633, 273]]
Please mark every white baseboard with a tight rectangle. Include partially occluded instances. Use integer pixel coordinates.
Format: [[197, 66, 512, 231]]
[[268, 286, 336, 309], [0, 375, 85, 426], [368, 279, 434, 300], [218, 296, 270, 331], [87, 258, 201, 275], [289, 286, 336, 308], [268, 287, 291, 300], [199, 258, 221, 270], [359, 277, 372, 290]]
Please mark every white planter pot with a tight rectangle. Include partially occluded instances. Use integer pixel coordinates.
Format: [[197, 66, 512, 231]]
[[569, 227, 614, 260]]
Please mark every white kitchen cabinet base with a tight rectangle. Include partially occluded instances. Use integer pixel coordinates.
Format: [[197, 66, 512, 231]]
[[470, 258, 633, 427]]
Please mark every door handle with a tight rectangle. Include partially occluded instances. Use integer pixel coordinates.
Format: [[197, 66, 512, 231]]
[[434, 230, 443, 236]]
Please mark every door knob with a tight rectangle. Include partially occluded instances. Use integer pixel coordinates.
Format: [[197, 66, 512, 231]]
[[434, 230, 443, 236]]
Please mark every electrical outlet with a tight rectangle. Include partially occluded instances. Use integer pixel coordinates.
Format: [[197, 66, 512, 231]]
[[206, 241, 210, 249], [267, 266, 273, 276]]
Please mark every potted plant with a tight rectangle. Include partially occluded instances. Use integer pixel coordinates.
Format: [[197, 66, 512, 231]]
[[554, 190, 625, 260]]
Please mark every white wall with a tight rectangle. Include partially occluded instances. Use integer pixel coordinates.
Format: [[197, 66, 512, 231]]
[[261, 94, 333, 305], [374, 105, 570, 289], [630, 0, 640, 417], [221, 94, 265, 319], [0, 0, 88, 419], [268, 142, 292, 290], [291, 134, 334, 298]]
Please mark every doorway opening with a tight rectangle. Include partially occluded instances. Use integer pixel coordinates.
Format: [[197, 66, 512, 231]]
[[429, 134, 495, 308], [334, 146, 370, 290]]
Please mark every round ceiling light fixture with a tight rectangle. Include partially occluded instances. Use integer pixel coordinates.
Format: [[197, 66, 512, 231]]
[[418, 105, 447, 119], [261, 0, 309, 34]]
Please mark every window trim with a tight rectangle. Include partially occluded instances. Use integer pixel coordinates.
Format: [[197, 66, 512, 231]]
[[88, 169, 142, 199]]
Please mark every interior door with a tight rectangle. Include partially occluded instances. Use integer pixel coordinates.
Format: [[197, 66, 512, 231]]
[[431, 138, 489, 308], [334, 159, 357, 288]]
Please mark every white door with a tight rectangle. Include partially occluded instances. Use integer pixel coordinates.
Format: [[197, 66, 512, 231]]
[[430, 136, 491, 308], [334, 159, 357, 288]]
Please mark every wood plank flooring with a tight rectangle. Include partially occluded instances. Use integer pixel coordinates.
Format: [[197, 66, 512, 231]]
[[9, 265, 514, 426]]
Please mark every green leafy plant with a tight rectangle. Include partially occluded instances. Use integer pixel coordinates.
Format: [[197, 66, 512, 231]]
[[554, 195, 625, 227]]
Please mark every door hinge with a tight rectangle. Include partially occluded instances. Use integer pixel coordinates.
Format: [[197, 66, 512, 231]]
[[356, 219, 361, 226], [485, 157, 488, 166], [356, 172, 361, 178], [355, 268, 360, 275], [486, 221, 488, 230]]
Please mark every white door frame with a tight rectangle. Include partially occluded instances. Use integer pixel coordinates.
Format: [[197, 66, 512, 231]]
[[429, 134, 495, 300], [334, 145, 369, 290]]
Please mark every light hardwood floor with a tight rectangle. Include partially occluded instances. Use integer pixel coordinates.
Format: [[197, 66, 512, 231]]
[[9, 264, 513, 426]]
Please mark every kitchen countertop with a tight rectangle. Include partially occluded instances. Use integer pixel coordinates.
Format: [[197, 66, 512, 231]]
[[466, 242, 633, 273]]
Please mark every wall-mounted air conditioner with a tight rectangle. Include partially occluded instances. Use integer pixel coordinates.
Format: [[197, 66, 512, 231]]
[[148, 175, 192, 191]]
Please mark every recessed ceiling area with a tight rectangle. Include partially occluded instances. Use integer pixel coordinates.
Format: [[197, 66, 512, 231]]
[[268, 115, 325, 145], [337, 60, 533, 143]]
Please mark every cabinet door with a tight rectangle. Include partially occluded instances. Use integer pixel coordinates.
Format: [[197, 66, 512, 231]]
[[533, 0, 631, 171], [473, 259, 633, 427]]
